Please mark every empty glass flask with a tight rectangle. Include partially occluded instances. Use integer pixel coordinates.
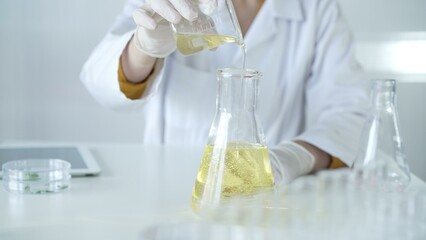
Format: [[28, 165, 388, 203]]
[[353, 79, 411, 191], [191, 68, 274, 211]]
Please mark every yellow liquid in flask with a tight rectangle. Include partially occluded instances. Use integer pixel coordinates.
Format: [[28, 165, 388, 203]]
[[192, 142, 274, 210], [175, 33, 240, 55]]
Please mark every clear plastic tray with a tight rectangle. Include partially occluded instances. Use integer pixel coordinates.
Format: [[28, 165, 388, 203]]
[[2, 159, 71, 194]]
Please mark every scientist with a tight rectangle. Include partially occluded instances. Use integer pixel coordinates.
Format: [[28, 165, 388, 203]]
[[81, 0, 369, 185]]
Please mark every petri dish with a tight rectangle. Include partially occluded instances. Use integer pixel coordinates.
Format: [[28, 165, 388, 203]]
[[2, 159, 71, 194]]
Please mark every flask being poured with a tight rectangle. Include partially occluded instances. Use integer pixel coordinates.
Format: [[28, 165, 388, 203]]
[[170, 0, 244, 56]]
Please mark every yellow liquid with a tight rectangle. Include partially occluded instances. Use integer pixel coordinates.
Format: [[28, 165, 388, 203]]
[[175, 33, 239, 55], [175, 33, 247, 69], [192, 142, 274, 211]]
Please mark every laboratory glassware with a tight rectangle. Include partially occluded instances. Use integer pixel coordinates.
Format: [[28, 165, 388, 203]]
[[171, 0, 243, 55], [142, 170, 426, 240], [353, 79, 411, 191], [2, 159, 71, 194], [191, 68, 274, 212]]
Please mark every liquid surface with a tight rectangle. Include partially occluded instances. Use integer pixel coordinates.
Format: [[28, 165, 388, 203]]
[[175, 33, 240, 55], [192, 142, 274, 210], [175, 33, 247, 69]]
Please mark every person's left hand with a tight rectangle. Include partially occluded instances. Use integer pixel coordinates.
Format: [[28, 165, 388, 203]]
[[269, 141, 315, 186]]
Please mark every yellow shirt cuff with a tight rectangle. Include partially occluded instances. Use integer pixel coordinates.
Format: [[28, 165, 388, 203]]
[[117, 56, 148, 100], [329, 156, 348, 169]]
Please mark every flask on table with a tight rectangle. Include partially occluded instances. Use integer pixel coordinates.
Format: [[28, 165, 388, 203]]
[[353, 79, 411, 191], [191, 68, 274, 211]]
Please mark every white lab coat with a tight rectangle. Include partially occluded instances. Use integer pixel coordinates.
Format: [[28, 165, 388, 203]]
[[81, 0, 369, 165]]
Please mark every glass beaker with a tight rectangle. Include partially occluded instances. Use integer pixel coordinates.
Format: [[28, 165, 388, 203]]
[[171, 0, 243, 55], [353, 79, 411, 191], [191, 68, 274, 212]]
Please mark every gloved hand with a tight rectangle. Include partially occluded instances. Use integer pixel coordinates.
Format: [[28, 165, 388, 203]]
[[132, 0, 218, 58], [269, 141, 315, 186]]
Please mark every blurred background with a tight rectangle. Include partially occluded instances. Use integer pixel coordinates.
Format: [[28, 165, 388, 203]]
[[0, 0, 425, 180]]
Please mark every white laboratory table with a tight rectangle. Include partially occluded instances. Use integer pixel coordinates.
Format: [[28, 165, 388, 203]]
[[0, 144, 204, 240], [0, 143, 425, 240]]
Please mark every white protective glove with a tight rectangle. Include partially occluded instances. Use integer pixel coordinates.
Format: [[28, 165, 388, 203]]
[[269, 141, 315, 186], [132, 0, 218, 58]]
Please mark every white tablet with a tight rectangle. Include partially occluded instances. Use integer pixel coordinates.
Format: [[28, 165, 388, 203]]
[[0, 144, 101, 178]]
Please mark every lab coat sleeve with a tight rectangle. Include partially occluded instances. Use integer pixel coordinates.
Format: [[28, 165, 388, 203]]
[[295, 0, 370, 166], [80, 0, 166, 111]]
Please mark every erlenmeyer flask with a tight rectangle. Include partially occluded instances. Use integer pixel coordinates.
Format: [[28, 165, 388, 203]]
[[353, 79, 411, 191], [171, 0, 243, 55], [191, 68, 274, 211]]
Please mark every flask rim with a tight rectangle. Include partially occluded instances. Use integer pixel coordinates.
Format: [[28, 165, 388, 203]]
[[217, 68, 262, 79], [372, 79, 396, 86]]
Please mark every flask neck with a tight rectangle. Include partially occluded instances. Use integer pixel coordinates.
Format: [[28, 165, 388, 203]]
[[217, 69, 259, 112], [209, 68, 265, 145], [372, 79, 397, 110]]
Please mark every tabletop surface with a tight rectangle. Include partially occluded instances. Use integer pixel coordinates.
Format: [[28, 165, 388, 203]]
[[1, 143, 425, 240]]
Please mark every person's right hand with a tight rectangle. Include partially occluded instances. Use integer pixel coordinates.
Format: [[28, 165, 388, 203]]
[[132, 0, 217, 58]]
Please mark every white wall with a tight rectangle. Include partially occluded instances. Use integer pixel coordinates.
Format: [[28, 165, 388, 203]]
[[0, 0, 146, 142], [339, 0, 426, 181], [339, 0, 426, 33], [1, 0, 425, 180]]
